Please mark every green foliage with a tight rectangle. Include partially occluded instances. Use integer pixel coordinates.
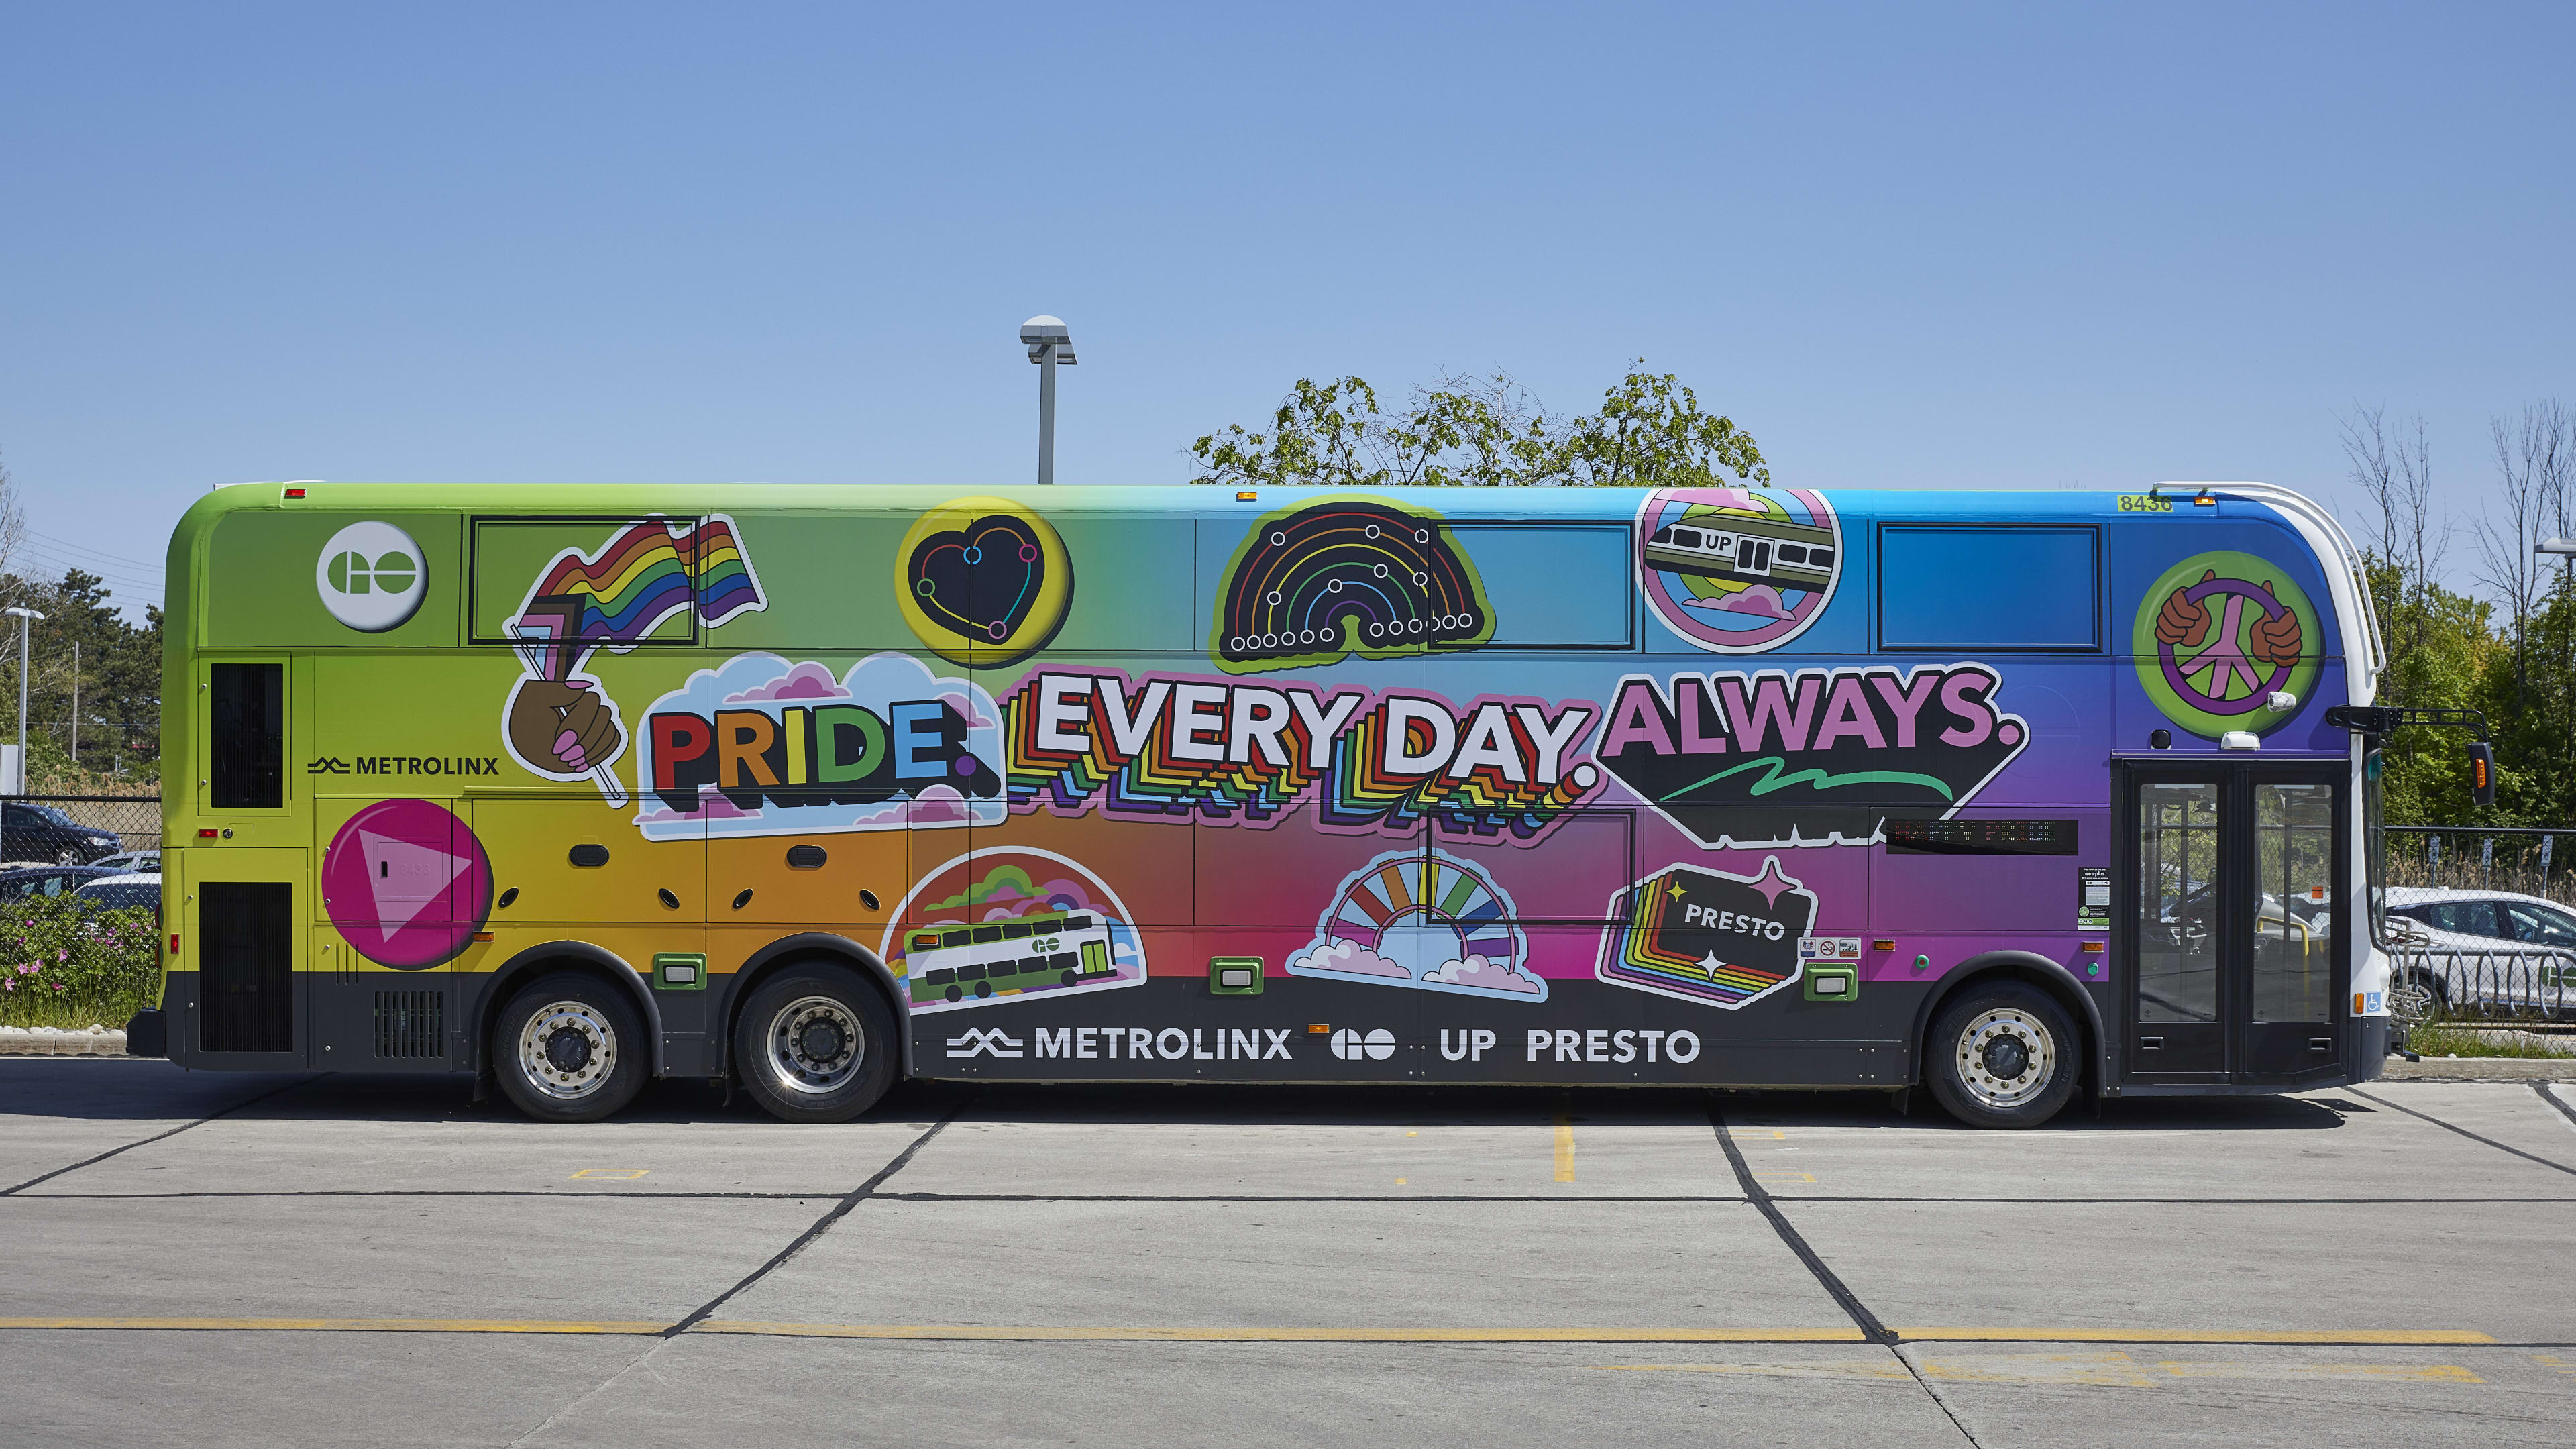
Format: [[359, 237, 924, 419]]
[[1189, 363, 1768, 488], [0, 898, 162, 1029], [2367, 551, 2576, 832], [0, 566, 163, 780]]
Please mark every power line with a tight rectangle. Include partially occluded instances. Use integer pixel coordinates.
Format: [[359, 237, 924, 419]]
[[23, 529, 164, 574]]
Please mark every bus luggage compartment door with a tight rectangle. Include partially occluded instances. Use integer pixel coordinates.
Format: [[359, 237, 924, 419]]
[[177, 847, 307, 1065]]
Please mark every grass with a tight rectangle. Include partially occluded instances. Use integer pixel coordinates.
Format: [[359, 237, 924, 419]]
[[2402, 1019, 2575, 1059]]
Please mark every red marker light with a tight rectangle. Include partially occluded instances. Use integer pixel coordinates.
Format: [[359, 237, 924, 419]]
[[170, 935, 181, 955], [198, 828, 218, 837], [283, 487, 306, 498]]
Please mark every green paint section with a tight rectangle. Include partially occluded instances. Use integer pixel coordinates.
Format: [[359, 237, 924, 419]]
[[1666, 755, 1957, 802]]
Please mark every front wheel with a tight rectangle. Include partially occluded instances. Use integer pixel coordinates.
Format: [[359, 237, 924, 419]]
[[1925, 982, 2079, 1129], [734, 963, 900, 1124], [493, 972, 648, 1122]]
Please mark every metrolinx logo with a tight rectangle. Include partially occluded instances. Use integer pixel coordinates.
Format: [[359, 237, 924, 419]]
[[315, 520, 427, 633], [1595, 663, 2030, 848]]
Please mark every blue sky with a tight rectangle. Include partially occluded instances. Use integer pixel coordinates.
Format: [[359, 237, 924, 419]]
[[4, 2, 2570, 620]]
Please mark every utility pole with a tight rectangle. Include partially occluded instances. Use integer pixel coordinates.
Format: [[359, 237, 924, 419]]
[[2, 607, 41, 796], [69, 641, 78, 767], [1019, 316, 1076, 485]]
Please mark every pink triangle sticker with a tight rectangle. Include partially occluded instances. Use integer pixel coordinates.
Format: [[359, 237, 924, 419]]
[[358, 828, 471, 931]]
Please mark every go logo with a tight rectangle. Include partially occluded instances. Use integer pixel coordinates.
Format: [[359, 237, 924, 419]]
[[315, 521, 427, 633]]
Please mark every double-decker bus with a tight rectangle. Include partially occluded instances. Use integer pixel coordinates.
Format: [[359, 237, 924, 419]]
[[131, 479, 2426, 1128]]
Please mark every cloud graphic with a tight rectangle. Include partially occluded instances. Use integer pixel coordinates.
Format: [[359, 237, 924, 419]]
[[1421, 954, 1544, 996], [1712, 585, 1788, 619], [1286, 939, 1416, 981], [727, 661, 849, 703]]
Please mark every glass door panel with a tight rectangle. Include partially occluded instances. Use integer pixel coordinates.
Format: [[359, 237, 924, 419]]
[[2134, 780, 2224, 1073]]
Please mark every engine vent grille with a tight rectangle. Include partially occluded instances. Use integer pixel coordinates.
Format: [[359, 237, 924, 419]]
[[373, 991, 445, 1059]]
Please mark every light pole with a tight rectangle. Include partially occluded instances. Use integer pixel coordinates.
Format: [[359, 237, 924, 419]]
[[3, 606, 41, 796], [1019, 315, 1076, 485]]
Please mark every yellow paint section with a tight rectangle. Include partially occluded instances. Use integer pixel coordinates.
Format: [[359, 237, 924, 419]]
[[1553, 1115, 1574, 1183], [694, 1324, 1874, 1343], [1894, 1328, 2499, 1345], [0, 1318, 663, 1334], [568, 1169, 650, 1180]]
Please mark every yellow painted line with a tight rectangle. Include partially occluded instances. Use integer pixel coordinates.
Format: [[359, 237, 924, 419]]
[[1753, 1173, 1817, 1184], [2158, 1360, 2482, 1382], [0, 1318, 664, 1334], [694, 1323, 1872, 1343], [1553, 1114, 1575, 1183], [1894, 1328, 2498, 1346], [568, 1169, 650, 1181]]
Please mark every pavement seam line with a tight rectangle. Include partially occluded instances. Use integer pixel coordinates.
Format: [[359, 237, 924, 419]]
[[1705, 1098, 1894, 1346], [2348, 1086, 2576, 1177], [660, 1104, 963, 1338], [1891, 1343, 1983, 1447], [0, 1075, 318, 1195]]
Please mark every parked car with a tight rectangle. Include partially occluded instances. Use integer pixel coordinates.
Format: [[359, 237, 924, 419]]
[[2383, 886, 2576, 1018], [0, 863, 119, 902], [85, 849, 160, 875], [0, 801, 122, 865]]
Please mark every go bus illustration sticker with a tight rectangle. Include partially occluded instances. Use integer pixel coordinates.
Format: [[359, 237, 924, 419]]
[[879, 849, 1148, 1016], [498, 515, 768, 806], [1595, 662, 2029, 849], [315, 521, 428, 633], [2133, 551, 2322, 739], [895, 496, 1074, 671], [1211, 496, 1495, 674], [1635, 487, 1841, 654], [1596, 857, 1819, 1010], [634, 652, 1005, 841]]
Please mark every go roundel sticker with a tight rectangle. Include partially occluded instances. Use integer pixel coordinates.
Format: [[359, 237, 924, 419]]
[[2132, 550, 2321, 739], [315, 520, 427, 633]]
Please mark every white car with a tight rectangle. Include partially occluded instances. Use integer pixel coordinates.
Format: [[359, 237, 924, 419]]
[[2382, 886, 2576, 1018], [70, 871, 161, 916], [86, 849, 160, 875]]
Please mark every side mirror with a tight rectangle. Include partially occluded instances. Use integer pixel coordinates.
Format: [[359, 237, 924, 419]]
[[2468, 741, 2496, 808]]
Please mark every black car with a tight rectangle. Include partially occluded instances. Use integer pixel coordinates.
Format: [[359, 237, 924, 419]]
[[0, 802, 121, 865], [0, 864, 119, 901]]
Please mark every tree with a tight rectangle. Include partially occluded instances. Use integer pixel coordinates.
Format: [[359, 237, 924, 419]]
[[1189, 362, 1768, 488]]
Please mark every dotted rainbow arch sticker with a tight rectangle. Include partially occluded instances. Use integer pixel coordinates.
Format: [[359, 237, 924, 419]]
[[1212, 497, 1493, 674]]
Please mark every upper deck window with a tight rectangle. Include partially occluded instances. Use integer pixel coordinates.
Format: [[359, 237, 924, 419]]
[[208, 663, 284, 809], [1878, 525, 2101, 651]]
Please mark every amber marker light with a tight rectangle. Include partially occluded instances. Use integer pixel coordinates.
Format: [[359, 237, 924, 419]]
[[1307, 1023, 1329, 1034]]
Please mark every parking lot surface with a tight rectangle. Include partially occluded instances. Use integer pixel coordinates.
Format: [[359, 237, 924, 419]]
[[3, 1063, 2573, 1446]]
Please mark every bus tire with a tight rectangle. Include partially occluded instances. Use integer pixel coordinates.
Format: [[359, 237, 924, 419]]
[[735, 963, 898, 1124], [1924, 982, 2078, 1130], [494, 973, 648, 1124]]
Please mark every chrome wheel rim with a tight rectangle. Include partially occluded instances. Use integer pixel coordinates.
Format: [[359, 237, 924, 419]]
[[517, 1001, 619, 1100], [764, 995, 864, 1097], [1954, 1007, 2055, 1110]]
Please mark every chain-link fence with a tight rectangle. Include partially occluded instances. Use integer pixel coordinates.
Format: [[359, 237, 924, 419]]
[[0, 795, 160, 868], [2388, 944, 2576, 1022], [2384, 826, 2575, 906]]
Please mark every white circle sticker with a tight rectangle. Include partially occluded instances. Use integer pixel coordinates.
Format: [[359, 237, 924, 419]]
[[315, 521, 427, 633]]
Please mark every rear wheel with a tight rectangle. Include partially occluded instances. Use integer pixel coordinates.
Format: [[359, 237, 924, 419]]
[[734, 963, 899, 1124], [493, 972, 647, 1123], [1925, 982, 2079, 1129]]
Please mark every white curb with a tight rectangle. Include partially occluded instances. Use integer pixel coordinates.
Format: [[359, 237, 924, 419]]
[[0, 1026, 128, 1057]]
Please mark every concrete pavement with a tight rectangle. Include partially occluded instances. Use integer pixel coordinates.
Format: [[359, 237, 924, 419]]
[[1, 1061, 2572, 1446]]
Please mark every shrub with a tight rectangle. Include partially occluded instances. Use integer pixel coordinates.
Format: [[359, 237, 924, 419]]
[[0, 897, 162, 1029]]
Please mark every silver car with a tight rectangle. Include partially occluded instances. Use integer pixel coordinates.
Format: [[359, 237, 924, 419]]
[[2383, 886, 2576, 1019]]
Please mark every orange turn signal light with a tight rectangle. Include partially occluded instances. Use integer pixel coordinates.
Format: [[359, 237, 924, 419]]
[[1307, 1023, 1329, 1034]]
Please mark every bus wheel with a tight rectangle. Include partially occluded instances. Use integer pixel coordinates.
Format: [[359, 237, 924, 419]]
[[1925, 983, 2077, 1129], [735, 964, 897, 1124], [495, 973, 647, 1123]]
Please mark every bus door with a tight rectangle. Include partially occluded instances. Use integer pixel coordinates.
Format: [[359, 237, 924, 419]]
[[2118, 761, 2345, 1085]]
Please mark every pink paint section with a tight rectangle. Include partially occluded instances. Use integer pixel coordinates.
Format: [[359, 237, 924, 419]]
[[321, 798, 492, 969]]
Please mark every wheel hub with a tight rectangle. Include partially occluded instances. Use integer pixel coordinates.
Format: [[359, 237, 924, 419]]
[[1955, 1008, 2055, 1110], [517, 1002, 618, 1100], [767, 996, 864, 1097]]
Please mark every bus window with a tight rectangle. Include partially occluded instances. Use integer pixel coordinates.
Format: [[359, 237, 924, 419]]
[[1879, 526, 2100, 651], [209, 663, 284, 809]]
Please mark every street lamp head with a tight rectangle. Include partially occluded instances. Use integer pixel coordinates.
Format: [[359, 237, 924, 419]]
[[2, 608, 41, 621], [1020, 314, 1076, 365], [2538, 538, 2576, 557]]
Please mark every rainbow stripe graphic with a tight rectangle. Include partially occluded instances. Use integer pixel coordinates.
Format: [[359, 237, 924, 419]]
[[1325, 854, 1519, 965], [514, 517, 764, 682], [1597, 860, 1816, 1010]]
